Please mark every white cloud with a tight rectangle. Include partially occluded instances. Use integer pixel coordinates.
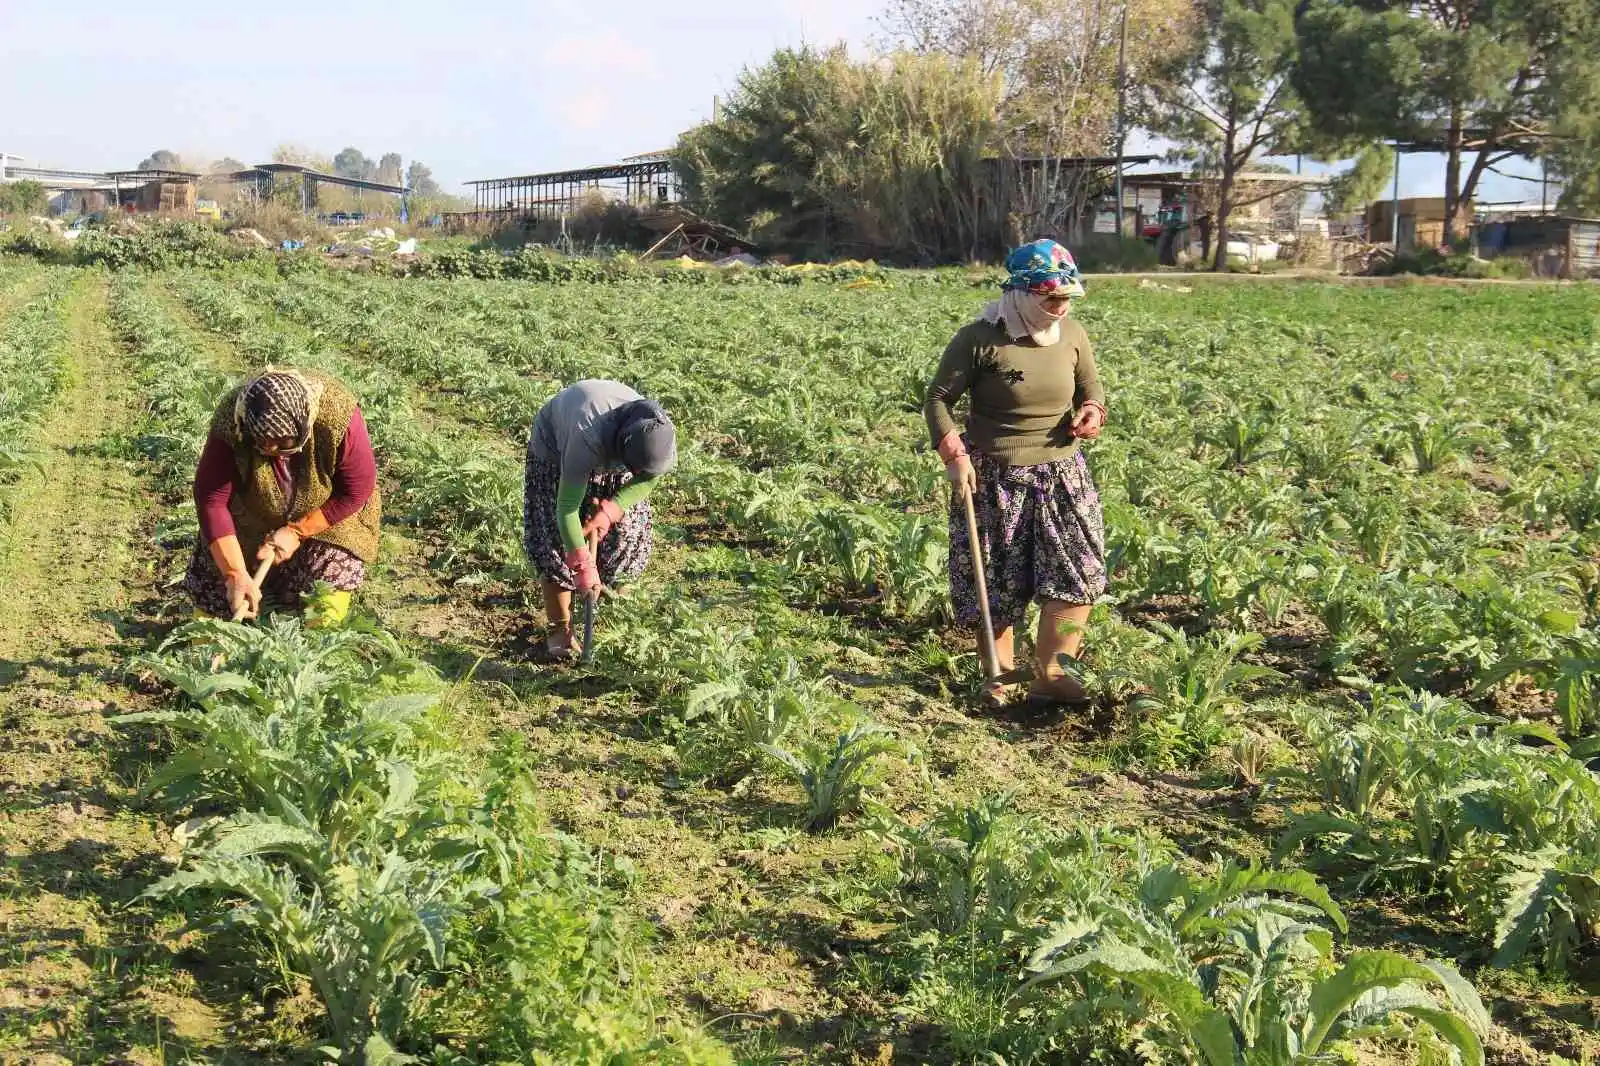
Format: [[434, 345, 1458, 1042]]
[[776, 0, 876, 47], [560, 90, 614, 131], [541, 27, 660, 76], [535, 25, 666, 141]]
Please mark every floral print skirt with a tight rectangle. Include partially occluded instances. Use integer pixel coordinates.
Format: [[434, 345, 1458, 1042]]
[[185, 537, 366, 617], [949, 443, 1107, 630], [522, 456, 653, 591]]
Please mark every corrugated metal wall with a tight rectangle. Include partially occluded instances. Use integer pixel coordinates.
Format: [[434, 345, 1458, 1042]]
[[1477, 216, 1600, 278], [1569, 220, 1600, 278]]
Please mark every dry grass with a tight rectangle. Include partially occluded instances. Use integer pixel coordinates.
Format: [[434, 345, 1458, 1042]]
[[221, 202, 336, 245]]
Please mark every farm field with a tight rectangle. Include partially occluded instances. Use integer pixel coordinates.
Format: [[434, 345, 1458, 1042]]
[[0, 256, 1597, 1065]]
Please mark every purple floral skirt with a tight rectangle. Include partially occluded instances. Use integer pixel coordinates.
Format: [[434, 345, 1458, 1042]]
[[522, 457, 653, 591], [185, 538, 366, 617], [949, 444, 1107, 630]]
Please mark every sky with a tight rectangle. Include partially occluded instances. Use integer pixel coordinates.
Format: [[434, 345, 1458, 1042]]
[[0, 0, 872, 192], [0, 0, 1553, 206]]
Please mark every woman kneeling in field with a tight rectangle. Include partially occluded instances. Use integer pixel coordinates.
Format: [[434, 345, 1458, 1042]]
[[923, 238, 1109, 708], [187, 367, 380, 625], [524, 379, 677, 660]]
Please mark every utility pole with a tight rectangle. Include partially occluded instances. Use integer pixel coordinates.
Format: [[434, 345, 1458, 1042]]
[[1114, 2, 1129, 238], [1295, 153, 1302, 234], [1390, 150, 1401, 247]]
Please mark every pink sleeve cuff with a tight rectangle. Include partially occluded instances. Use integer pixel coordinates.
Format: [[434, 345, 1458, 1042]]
[[936, 431, 967, 464]]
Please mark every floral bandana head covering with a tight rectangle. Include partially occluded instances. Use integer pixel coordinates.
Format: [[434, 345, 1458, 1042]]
[[1002, 238, 1086, 299], [234, 367, 323, 452]]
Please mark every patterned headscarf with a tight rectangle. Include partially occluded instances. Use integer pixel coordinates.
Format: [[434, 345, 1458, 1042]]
[[1002, 238, 1086, 299], [234, 368, 322, 451]]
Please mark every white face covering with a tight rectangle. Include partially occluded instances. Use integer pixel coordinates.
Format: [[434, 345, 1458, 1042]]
[[982, 289, 1069, 345]]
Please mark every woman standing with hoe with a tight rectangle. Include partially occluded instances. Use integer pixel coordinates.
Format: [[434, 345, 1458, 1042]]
[[923, 239, 1108, 708], [523, 379, 677, 660]]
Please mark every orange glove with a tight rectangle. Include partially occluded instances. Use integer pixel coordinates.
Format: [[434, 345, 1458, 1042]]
[[260, 508, 330, 564], [289, 508, 331, 537]]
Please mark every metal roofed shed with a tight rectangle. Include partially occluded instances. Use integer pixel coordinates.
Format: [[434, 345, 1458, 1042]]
[[210, 163, 410, 213], [466, 156, 680, 220], [3, 156, 209, 215], [1109, 168, 1325, 264], [102, 169, 200, 214], [103, 168, 202, 183], [1121, 169, 1323, 190], [1476, 215, 1600, 279]]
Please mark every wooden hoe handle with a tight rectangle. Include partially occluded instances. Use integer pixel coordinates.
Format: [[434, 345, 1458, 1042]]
[[231, 557, 274, 622], [961, 486, 1002, 682]]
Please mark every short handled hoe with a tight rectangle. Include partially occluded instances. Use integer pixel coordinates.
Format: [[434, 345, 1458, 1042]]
[[231, 557, 274, 623]]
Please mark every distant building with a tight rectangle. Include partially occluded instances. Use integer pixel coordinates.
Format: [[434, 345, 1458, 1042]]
[[105, 170, 200, 214], [207, 163, 410, 215], [1477, 215, 1600, 278], [1364, 197, 1474, 252], [463, 151, 1163, 257], [4, 154, 205, 216], [50, 189, 112, 216]]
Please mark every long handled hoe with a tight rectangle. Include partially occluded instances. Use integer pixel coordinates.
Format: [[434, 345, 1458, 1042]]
[[579, 531, 599, 664], [961, 488, 1044, 689], [961, 485, 1003, 685]]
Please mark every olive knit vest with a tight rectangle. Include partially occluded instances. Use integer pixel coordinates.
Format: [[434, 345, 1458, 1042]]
[[207, 371, 382, 564]]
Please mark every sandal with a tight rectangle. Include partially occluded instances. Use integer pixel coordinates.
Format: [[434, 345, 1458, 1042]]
[[980, 679, 1019, 709], [544, 628, 575, 662], [1026, 673, 1091, 706]]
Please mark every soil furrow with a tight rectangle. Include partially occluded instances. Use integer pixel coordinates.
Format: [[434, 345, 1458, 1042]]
[[0, 275, 237, 1063]]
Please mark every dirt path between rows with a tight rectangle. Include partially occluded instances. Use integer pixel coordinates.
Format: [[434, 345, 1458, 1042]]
[[0, 275, 237, 1064]]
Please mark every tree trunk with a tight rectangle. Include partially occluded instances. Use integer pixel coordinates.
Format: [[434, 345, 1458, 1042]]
[[1212, 187, 1235, 272], [1212, 166, 1237, 271], [1443, 107, 1464, 248], [1211, 114, 1240, 272], [1459, 146, 1498, 245]]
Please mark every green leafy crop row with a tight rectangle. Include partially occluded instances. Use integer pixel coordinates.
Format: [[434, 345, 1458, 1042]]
[[0, 267, 73, 516]]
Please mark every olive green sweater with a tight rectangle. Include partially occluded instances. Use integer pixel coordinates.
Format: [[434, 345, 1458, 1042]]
[[923, 317, 1104, 467]]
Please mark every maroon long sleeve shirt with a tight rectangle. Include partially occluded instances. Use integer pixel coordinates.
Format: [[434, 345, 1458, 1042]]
[[194, 408, 377, 543]]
